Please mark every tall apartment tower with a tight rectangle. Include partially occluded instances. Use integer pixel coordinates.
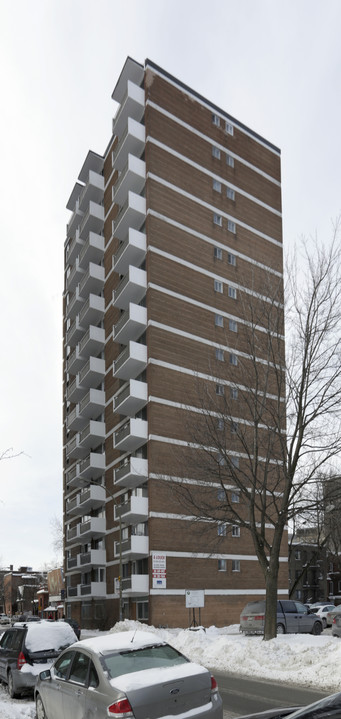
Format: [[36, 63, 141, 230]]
[[63, 57, 286, 629]]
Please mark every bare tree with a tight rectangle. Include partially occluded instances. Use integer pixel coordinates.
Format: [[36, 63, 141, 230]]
[[172, 228, 341, 640]]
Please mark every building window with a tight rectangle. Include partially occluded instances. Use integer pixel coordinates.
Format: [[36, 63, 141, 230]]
[[218, 559, 227, 571], [232, 559, 240, 572], [230, 455, 239, 468], [217, 489, 225, 501], [216, 384, 224, 396], [212, 114, 220, 127], [229, 353, 238, 366], [213, 179, 222, 192], [231, 492, 239, 503], [226, 154, 234, 168], [214, 213, 222, 226], [218, 523, 227, 536], [295, 549, 301, 561], [218, 418, 224, 431], [214, 280, 223, 293], [228, 252, 236, 266], [136, 601, 149, 621], [230, 387, 238, 400], [226, 187, 235, 201], [215, 314, 224, 327], [216, 348, 224, 361], [228, 220, 236, 233], [228, 286, 237, 299], [212, 146, 221, 159], [226, 121, 234, 135], [232, 525, 240, 537], [231, 421, 238, 434], [229, 319, 238, 332], [214, 246, 222, 260], [296, 589, 302, 600]]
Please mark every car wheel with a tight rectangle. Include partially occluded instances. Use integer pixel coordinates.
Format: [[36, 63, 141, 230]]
[[322, 617, 327, 628], [276, 623, 285, 634], [312, 621, 322, 635], [7, 670, 18, 699], [36, 694, 48, 719]]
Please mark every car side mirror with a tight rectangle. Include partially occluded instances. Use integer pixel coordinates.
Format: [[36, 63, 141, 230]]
[[39, 669, 51, 681]]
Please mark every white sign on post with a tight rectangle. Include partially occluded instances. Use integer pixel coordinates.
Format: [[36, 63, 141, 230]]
[[185, 589, 205, 608]]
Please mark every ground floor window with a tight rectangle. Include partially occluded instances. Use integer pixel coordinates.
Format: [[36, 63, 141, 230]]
[[136, 601, 148, 621], [81, 602, 92, 620]]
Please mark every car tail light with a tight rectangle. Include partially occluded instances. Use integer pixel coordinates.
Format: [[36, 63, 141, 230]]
[[107, 698, 133, 716], [17, 652, 26, 670], [333, 617, 336, 624], [211, 675, 218, 693], [254, 615, 265, 620]]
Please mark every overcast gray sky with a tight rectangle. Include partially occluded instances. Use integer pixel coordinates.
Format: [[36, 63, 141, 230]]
[[0, 0, 340, 571]]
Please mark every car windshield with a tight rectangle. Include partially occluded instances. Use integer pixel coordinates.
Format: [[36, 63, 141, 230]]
[[286, 691, 341, 718], [102, 643, 188, 679]]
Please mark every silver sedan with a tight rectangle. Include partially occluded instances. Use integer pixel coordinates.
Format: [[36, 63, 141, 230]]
[[35, 630, 223, 719]]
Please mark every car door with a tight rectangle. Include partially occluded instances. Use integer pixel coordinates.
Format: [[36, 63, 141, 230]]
[[279, 601, 298, 632], [0, 629, 22, 681], [294, 601, 313, 632], [42, 650, 76, 719], [60, 651, 89, 719]]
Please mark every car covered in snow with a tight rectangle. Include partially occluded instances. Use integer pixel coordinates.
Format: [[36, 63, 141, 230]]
[[0, 619, 78, 697], [34, 630, 223, 719]]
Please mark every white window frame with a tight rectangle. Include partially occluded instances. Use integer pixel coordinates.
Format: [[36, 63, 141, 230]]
[[212, 146, 221, 159], [212, 114, 220, 127], [228, 220, 236, 233], [226, 154, 234, 168], [214, 279, 223, 293], [215, 314, 224, 327], [229, 319, 238, 332], [232, 525, 240, 537], [229, 353, 238, 366], [231, 492, 240, 503], [230, 387, 238, 400], [228, 286, 237, 299], [214, 213, 222, 226], [214, 246, 223, 260], [218, 523, 227, 536], [226, 187, 235, 201], [213, 179, 222, 192], [216, 384, 224, 396], [218, 559, 227, 572], [215, 348, 224, 361], [228, 252, 236, 266], [232, 559, 240, 572], [225, 121, 234, 135]]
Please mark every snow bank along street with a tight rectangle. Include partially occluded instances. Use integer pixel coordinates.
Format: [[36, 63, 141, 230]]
[[1, 620, 341, 718]]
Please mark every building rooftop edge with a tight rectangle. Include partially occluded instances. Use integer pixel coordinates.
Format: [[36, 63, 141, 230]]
[[145, 57, 280, 155]]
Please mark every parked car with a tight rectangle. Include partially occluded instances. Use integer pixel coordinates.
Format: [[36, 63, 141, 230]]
[[331, 612, 341, 638], [59, 617, 81, 640], [35, 629, 223, 719], [240, 599, 323, 635], [308, 603, 335, 628], [0, 619, 78, 697], [326, 605, 341, 626], [236, 690, 341, 719], [0, 614, 10, 626]]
